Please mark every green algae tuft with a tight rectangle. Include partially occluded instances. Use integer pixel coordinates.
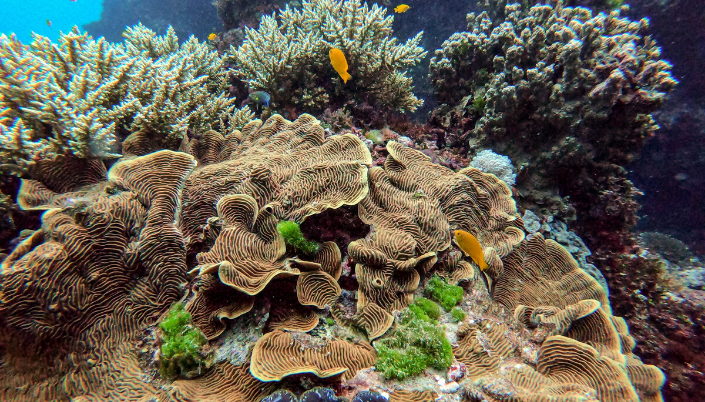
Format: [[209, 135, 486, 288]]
[[374, 309, 453, 380], [425, 275, 464, 310], [277, 220, 320, 255], [158, 302, 212, 379]]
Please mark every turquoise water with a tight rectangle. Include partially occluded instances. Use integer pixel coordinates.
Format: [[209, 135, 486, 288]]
[[0, 0, 102, 43]]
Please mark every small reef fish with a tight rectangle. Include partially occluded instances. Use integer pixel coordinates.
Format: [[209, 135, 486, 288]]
[[249, 91, 270, 108], [454, 229, 488, 271], [394, 4, 410, 13], [329, 48, 351, 83], [208, 33, 217, 41], [46, 20, 52, 28]]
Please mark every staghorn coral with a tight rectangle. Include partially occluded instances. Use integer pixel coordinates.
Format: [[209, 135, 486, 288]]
[[0, 24, 252, 172], [228, 0, 427, 115], [428, 0, 677, 265]]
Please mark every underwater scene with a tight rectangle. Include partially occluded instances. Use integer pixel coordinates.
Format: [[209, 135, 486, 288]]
[[0, 0, 703, 401]]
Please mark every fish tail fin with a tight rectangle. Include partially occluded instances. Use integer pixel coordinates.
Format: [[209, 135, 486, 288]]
[[479, 261, 488, 271], [342, 72, 352, 84]]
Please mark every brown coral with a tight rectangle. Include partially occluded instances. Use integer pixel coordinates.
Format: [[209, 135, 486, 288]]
[[0, 150, 196, 400], [453, 322, 515, 378], [491, 233, 610, 313], [349, 141, 523, 312], [164, 361, 277, 402], [180, 113, 372, 244], [249, 330, 376, 382]]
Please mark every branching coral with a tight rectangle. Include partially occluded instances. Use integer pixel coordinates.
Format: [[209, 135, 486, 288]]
[[0, 24, 252, 172], [228, 0, 427, 114], [429, 0, 676, 262]]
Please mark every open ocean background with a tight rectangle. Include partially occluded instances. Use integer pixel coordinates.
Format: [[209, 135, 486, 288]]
[[1, 0, 103, 42]]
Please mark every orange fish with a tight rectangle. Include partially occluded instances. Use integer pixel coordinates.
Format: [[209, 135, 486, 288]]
[[394, 4, 410, 13], [454, 230, 488, 271], [208, 33, 217, 41], [329, 48, 351, 84]]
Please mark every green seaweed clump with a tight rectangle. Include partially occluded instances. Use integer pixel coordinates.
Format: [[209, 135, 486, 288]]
[[375, 309, 453, 380], [606, 0, 623, 9], [472, 96, 486, 113], [365, 129, 384, 144], [451, 307, 466, 322], [158, 303, 212, 379], [276, 220, 320, 255], [409, 297, 441, 324], [425, 275, 464, 310]]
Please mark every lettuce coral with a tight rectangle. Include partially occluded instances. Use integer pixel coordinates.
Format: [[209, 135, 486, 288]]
[[0, 24, 252, 173], [229, 0, 427, 114]]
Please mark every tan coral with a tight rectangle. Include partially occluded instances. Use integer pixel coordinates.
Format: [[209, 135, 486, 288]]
[[296, 271, 342, 308], [453, 321, 515, 378], [491, 233, 610, 314], [185, 274, 255, 340], [164, 361, 276, 402], [349, 141, 523, 312], [250, 330, 376, 382], [0, 150, 195, 401], [389, 390, 438, 402], [332, 301, 394, 341], [192, 194, 292, 296], [180, 113, 371, 244], [537, 335, 639, 402]]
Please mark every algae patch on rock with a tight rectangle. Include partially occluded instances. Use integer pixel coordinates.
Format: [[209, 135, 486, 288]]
[[374, 309, 453, 380], [158, 302, 213, 379]]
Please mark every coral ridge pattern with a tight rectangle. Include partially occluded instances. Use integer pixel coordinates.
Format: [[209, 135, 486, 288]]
[[0, 112, 666, 401]]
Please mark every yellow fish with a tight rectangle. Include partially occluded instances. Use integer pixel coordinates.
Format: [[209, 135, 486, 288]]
[[208, 33, 217, 41], [454, 230, 488, 271], [394, 4, 410, 13], [329, 48, 351, 83]]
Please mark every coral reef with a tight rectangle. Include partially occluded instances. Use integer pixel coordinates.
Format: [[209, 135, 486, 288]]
[[0, 24, 252, 173], [0, 114, 668, 402], [228, 0, 427, 115], [428, 0, 677, 264]]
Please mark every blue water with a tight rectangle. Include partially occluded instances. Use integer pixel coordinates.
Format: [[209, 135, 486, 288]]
[[0, 0, 103, 43]]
